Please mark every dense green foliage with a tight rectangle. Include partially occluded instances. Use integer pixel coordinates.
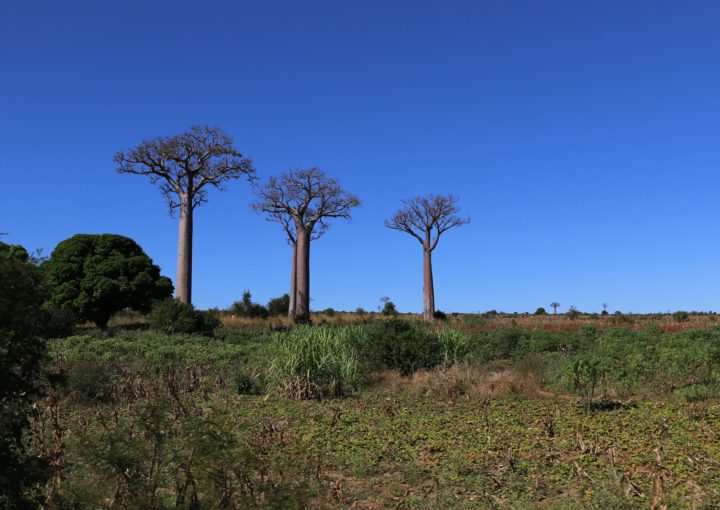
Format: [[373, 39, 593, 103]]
[[0, 243, 49, 509], [266, 293, 290, 316], [230, 290, 269, 318], [148, 298, 220, 336], [366, 319, 442, 375], [43, 234, 173, 328]]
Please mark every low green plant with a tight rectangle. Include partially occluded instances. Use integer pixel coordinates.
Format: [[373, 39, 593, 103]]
[[269, 325, 362, 399], [148, 298, 220, 336], [367, 319, 442, 375], [568, 354, 608, 409], [676, 383, 711, 402]]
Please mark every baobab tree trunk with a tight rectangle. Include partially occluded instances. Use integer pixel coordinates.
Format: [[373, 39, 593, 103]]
[[288, 242, 297, 317], [422, 248, 435, 320], [176, 199, 193, 303], [294, 228, 311, 322]]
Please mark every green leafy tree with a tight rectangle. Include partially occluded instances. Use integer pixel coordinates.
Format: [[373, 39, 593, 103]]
[[267, 294, 290, 316], [230, 291, 268, 319], [43, 234, 173, 329], [0, 242, 49, 508]]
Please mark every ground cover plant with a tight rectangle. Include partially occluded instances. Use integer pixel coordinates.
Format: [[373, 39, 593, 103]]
[[13, 314, 720, 508]]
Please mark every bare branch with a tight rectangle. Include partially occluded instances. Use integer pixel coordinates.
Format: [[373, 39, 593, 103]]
[[115, 125, 256, 216], [251, 166, 360, 240], [385, 194, 470, 251]]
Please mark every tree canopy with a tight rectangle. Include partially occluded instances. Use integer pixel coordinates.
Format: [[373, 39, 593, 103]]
[[43, 234, 173, 329], [114, 125, 255, 215]]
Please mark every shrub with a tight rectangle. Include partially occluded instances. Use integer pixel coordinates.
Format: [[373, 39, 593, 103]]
[[673, 311, 689, 323], [381, 300, 398, 316], [230, 291, 268, 319], [267, 294, 290, 316], [433, 310, 448, 321], [534, 307, 547, 316], [567, 354, 609, 410], [567, 306, 580, 320], [235, 366, 265, 395], [323, 307, 336, 317], [367, 319, 442, 375], [42, 234, 173, 329], [0, 241, 50, 507], [269, 325, 362, 399], [148, 298, 220, 336], [39, 305, 76, 338], [676, 384, 711, 402]]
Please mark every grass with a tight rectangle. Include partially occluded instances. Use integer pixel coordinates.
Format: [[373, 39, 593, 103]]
[[29, 319, 720, 508]]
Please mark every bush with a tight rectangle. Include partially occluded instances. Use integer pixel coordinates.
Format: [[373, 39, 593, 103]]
[[673, 311, 689, 323], [433, 310, 448, 321], [235, 366, 265, 395], [567, 306, 580, 320], [367, 319, 442, 375], [676, 384, 711, 402], [567, 354, 609, 410], [267, 294, 290, 316], [148, 298, 220, 336], [269, 325, 363, 399], [230, 291, 268, 319], [381, 300, 398, 316], [534, 307, 547, 316], [323, 307, 336, 317], [0, 242, 50, 507], [40, 305, 76, 338]]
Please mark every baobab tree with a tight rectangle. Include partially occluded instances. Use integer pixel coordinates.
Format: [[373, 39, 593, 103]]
[[385, 194, 470, 321], [550, 302, 560, 314], [252, 167, 360, 322], [115, 126, 255, 303]]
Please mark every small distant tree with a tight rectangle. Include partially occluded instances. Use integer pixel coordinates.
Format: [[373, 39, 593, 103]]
[[550, 302, 560, 314], [267, 294, 291, 316], [385, 194, 470, 320], [380, 297, 398, 316], [115, 125, 255, 304], [535, 307, 547, 316], [230, 291, 268, 319], [252, 167, 360, 322], [567, 306, 580, 320], [43, 234, 173, 329]]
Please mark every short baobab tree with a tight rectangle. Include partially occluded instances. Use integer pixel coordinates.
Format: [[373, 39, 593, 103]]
[[385, 194, 469, 321], [550, 302, 560, 314], [252, 167, 360, 322], [115, 126, 255, 304]]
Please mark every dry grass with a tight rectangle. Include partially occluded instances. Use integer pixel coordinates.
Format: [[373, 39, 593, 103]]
[[372, 364, 542, 400]]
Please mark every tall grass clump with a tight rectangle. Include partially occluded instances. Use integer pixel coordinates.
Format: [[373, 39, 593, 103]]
[[269, 325, 363, 399], [437, 327, 471, 365]]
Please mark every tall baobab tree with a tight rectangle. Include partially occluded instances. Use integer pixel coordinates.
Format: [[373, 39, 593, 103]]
[[385, 194, 469, 321], [252, 167, 360, 322], [115, 125, 255, 303], [550, 302, 560, 314]]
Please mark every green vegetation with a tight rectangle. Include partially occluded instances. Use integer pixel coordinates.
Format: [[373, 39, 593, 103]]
[[148, 297, 221, 336], [9, 312, 720, 508], [0, 242, 50, 508], [42, 234, 173, 329]]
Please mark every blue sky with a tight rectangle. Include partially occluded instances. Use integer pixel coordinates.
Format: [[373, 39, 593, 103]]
[[2, 1, 720, 313]]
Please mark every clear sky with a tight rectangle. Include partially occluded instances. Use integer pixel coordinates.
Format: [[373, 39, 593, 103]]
[[2, 1, 720, 314]]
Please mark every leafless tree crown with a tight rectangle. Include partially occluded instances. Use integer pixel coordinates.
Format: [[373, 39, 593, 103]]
[[252, 167, 361, 241], [385, 194, 470, 251], [114, 125, 255, 214]]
